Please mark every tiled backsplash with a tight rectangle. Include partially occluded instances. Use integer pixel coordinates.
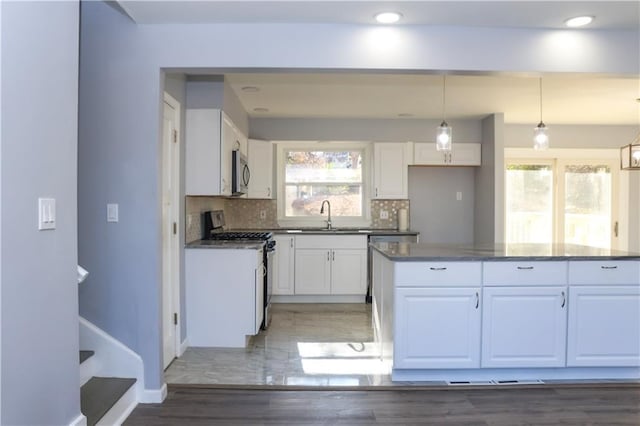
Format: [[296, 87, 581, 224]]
[[370, 199, 410, 229], [185, 196, 410, 243]]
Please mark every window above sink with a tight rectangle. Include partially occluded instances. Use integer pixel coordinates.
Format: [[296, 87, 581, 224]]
[[275, 141, 372, 229]]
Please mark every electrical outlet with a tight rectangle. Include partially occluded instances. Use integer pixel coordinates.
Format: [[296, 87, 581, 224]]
[[259, 210, 267, 219], [380, 210, 389, 219]]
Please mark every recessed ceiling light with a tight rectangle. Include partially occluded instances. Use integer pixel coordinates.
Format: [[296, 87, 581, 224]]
[[398, 113, 414, 118], [241, 86, 260, 92], [374, 12, 402, 24], [564, 16, 594, 28], [253, 107, 269, 113]]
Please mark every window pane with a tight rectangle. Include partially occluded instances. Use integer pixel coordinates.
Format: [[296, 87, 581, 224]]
[[506, 164, 553, 244], [564, 165, 611, 249], [285, 184, 362, 217], [286, 151, 362, 183]]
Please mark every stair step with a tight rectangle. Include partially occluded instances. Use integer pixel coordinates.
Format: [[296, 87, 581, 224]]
[[81, 377, 136, 426], [79, 350, 95, 364]]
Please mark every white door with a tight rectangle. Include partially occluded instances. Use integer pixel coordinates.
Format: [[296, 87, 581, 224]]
[[162, 93, 180, 369], [331, 249, 367, 295], [482, 286, 567, 368], [294, 249, 331, 294], [394, 287, 481, 369]]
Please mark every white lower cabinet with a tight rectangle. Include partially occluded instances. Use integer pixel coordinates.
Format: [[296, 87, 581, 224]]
[[273, 235, 295, 295], [394, 287, 481, 369], [294, 235, 367, 295], [567, 286, 640, 367], [481, 286, 567, 368]]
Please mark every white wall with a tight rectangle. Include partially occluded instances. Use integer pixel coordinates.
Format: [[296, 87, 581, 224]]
[[1, 1, 80, 424], [78, 1, 639, 390]]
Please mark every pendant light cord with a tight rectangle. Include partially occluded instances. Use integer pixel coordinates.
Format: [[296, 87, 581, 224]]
[[442, 75, 447, 122], [539, 77, 543, 123]]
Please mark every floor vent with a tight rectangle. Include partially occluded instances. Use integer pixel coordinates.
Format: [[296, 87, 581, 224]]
[[492, 379, 545, 385], [446, 380, 494, 386]]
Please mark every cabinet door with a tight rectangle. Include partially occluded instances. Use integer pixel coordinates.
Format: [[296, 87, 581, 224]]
[[413, 143, 481, 166], [394, 287, 481, 369], [294, 249, 331, 294], [247, 139, 274, 199], [482, 286, 567, 368], [185, 109, 222, 195], [373, 143, 408, 199], [567, 286, 640, 367], [331, 249, 367, 295], [220, 113, 236, 196], [273, 236, 295, 295]]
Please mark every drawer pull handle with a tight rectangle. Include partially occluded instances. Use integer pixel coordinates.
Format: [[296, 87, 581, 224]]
[[601, 266, 618, 270], [429, 267, 447, 271], [517, 266, 534, 270], [561, 291, 566, 308], [475, 292, 479, 309]]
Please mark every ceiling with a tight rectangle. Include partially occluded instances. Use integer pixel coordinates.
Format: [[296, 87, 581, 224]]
[[119, 1, 640, 125]]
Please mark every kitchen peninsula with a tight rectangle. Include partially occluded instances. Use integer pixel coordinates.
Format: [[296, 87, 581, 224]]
[[371, 243, 640, 383]]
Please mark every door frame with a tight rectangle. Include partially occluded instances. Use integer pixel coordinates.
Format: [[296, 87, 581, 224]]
[[162, 92, 182, 366]]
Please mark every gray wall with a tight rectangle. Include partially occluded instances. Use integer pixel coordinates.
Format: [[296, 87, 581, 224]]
[[474, 114, 504, 243], [1, 1, 80, 424], [409, 167, 476, 243], [78, 0, 639, 390]]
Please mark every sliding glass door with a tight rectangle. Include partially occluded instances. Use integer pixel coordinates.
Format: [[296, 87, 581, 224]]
[[506, 159, 619, 249]]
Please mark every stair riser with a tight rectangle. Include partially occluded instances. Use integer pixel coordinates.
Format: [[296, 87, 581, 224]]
[[80, 356, 99, 387]]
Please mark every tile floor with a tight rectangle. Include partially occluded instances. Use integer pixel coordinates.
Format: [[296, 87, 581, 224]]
[[165, 303, 399, 386]]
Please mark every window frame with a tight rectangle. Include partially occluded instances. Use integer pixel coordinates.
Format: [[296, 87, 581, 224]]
[[275, 141, 372, 228]]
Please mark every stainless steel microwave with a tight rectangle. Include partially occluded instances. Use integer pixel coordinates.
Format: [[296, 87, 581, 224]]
[[232, 150, 249, 196]]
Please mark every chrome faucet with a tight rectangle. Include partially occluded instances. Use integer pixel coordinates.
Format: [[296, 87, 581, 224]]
[[320, 200, 332, 230]]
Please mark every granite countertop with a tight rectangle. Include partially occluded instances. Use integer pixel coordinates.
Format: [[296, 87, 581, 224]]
[[240, 228, 419, 236], [185, 240, 265, 250], [372, 242, 640, 261]]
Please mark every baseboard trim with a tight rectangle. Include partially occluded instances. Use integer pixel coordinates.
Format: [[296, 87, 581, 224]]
[[179, 339, 189, 357], [68, 413, 87, 426], [271, 295, 366, 303], [140, 383, 168, 403]]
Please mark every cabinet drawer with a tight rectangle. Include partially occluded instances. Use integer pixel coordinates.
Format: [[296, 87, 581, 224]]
[[568, 261, 639, 285], [483, 261, 567, 286], [295, 235, 367, 249], [395, 262, 482, 286]]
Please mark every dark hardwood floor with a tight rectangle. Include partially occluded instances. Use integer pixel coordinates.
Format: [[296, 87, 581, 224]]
[[125, 384, 640, 425]]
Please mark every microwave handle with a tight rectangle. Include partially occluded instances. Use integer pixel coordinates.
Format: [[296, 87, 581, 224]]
[[243, 164, 250, 186]]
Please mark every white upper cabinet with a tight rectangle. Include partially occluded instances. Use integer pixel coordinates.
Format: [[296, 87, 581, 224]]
[[186, 109, 245, 196], [373, 143, 409, 199], [247, 139, 274, 199], [413, 143, 481, 166]]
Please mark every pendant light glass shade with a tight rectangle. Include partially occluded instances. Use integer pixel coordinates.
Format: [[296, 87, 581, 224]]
[[533, 121, 549, 150], [533, 77, 549, 150], [436, 121, 452, 151], [436, 75, 452, 152]]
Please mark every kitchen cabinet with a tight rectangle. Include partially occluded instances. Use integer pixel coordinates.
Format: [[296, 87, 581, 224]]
[[272, 235, 295, 295], [481, 286, 567, 368], [185, 247, 263, 347], [185, 108, 245, 196], [247, 139, 274, 199], [395, 287, 481, 369], [373, 143, 409, 199], [294, 235, 367, 295], [413, 143, 481, 166], [566, 260, 640, 367]]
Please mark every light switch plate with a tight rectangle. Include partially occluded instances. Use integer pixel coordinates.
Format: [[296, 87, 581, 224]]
[[456, 191, 463, 201], [107, 203, 119, 222], [38, 198, 56, 230]]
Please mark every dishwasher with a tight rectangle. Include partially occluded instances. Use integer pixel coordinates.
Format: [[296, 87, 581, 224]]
[[366, 233, 418, 303]]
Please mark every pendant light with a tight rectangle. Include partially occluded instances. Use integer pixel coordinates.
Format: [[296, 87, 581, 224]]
[[620, 98, 640, 170], [533, 77, 549, 150], [436, 75, 452, 152]]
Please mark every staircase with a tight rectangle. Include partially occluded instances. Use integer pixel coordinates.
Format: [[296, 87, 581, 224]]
[[79, 349, 138, 426]]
